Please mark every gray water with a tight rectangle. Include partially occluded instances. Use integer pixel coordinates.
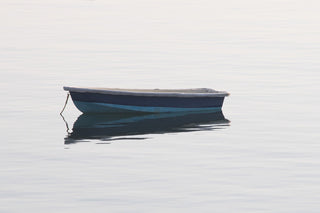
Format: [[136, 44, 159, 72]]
[[1, 0, 320, 212]]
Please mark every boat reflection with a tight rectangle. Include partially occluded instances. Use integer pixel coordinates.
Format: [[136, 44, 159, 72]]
[[65, 111, 230, 144]]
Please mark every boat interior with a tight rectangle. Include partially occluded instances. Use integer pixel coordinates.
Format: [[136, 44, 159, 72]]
[[88, 87, 219, 93]]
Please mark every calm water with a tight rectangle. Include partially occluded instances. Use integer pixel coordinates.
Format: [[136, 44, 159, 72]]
[[1, 0, 320, 212]]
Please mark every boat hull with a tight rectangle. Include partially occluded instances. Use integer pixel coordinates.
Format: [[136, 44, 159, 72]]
[[69, 91, 226, 113], [72, 100, 223, 113]]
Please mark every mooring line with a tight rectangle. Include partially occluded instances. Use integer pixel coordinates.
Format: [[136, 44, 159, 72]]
[[60, 113, 70, 133], [60, 93, 70, 115]]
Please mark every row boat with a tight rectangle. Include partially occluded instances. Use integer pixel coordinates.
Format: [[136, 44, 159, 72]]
[[63, 86, 229, 113]]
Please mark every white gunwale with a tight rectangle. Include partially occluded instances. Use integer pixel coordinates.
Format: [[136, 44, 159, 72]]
[[63, 86, 230, 98]]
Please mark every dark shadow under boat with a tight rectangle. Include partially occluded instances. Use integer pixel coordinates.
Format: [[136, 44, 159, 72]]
[[64, 111, 230, 144]]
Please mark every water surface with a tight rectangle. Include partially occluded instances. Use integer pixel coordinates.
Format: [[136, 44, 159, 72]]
[[1, 0, 320, 212]]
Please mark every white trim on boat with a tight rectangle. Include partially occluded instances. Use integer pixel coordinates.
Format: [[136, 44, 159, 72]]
[[63, 86, 229, 97]]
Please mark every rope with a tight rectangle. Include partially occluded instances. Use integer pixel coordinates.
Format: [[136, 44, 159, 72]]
[[60, 113, 70, 133], [60, 93, 70, 115]]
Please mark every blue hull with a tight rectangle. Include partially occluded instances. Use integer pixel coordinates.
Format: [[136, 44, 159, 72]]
[[73, 100, 223, 113], [67, 89, 227, 114]]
